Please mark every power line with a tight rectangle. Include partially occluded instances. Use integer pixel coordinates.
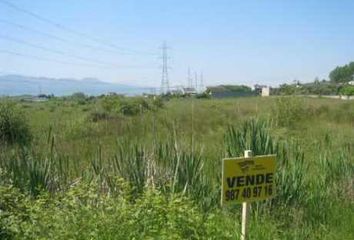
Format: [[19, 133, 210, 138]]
[[0, 19, 148, 56], [0, 34, 117, 66], [0, 19, 67, 42], [0, 0, 157, 56], [0, 49, 154, 70], [0, 35, 155, 69], [0, 49, 96, 67]]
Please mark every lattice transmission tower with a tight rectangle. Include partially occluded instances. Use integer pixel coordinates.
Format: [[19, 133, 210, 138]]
[[160, 42, 170, 94]]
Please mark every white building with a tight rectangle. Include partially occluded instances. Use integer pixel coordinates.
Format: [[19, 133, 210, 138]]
[[182, 87, 197, 95], [261, 87, 270, 97]]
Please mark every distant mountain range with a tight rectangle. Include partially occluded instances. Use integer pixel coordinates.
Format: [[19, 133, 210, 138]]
[[0, 75, 150, 96]]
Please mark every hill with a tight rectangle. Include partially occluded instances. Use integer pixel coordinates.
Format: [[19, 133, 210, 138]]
[[0, 75, 148, 96]]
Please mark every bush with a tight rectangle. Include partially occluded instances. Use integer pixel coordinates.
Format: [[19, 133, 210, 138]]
[[119, 98, 151, 116], [70, 92, 86, 100], [0, 180, 236, 239], [101, 96, 153, 116], [196, 92, 211, 99], [272, 97, 306, 128], [0, 102, 32, 146], [119, 100, 141, 115], [89, 110, 109, 122], [152, 96, 164, 109], [340, 85, 354, 96], [70, 92, 87, 105], [101, 95, 121, 113]]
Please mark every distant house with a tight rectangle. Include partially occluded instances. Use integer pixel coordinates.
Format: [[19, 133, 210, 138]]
[[182, 87, 197, 95], [254, 84, 267, 95], [261, 87, 270, 97], [349, 80, 354, 86], [21, 94, 50, 102], [170, 89, 184, 95], [254, 84, 271, 96]]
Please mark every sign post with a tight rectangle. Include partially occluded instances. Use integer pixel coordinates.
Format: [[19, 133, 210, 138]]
[[241, 150, 252, 240], [222, 151, 276, 240]]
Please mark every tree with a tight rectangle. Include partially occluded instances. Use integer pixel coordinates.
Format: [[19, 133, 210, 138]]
[[329, 62, 354, 83], [71, 92, 86, 100]]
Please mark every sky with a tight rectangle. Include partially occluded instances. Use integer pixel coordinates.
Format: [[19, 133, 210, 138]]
[[0, 0, 354, 88]]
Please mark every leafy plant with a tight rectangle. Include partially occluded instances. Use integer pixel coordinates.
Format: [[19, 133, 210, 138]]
[[225, 118, 274, 157], [0, 101, 32, 146], [272, 97, 306, 128], [340, 85, 354, 96]]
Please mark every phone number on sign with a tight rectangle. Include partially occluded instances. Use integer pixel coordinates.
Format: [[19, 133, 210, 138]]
[[225, 185, 273, 201]]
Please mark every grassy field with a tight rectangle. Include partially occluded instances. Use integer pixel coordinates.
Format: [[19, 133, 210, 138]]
[[0, 95, 353, 239]]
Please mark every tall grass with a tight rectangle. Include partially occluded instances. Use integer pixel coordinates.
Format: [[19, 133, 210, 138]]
[[110, 140, 147, 195], [0, 101, 32, 146], [272, 97, 306, 128], [225, 119, 307, 207], [225, 118, 274, 157], [1, 97, 354, 239], [275, 141, 306, 207]]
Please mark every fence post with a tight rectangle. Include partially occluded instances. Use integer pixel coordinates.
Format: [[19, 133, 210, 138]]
[[241, 150, 253, 240]]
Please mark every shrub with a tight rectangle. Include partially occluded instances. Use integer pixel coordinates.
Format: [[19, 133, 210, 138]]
[[119, 100, 141, 116], [272, 97, 306, 128], [101, 96, 151, 116], [196, 92, 211, 99], [152, 96, 164, 109], [0, 102, 32, 146], [101, 95, 121, 113], [70, 92, 86, 100], [89, 110, 109, 122], [70, 92, 87, 105], [0, 180, 236, 239], [119, 98, 151, 116], [340, 85, 354, 96]]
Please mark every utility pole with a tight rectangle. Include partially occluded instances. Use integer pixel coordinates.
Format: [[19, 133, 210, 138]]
[[160, 42, 170, 94], [194, 72, 198, 93], [187, 67, 193, 88], [199, 72, 204, 92]]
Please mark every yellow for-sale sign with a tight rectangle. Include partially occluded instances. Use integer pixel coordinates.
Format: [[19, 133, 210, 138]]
[[222, 155, 276, 205]]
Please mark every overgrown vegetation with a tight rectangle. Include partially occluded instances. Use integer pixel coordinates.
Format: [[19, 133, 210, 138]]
[[0, 101, 32, 146], [272, 97, 306, 128], [329, 61, 354, 83], [340, 85, 354, 96], [0, 96, 353, 239], [274, 61, 354, 96], [100, 95, 163, 117]]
